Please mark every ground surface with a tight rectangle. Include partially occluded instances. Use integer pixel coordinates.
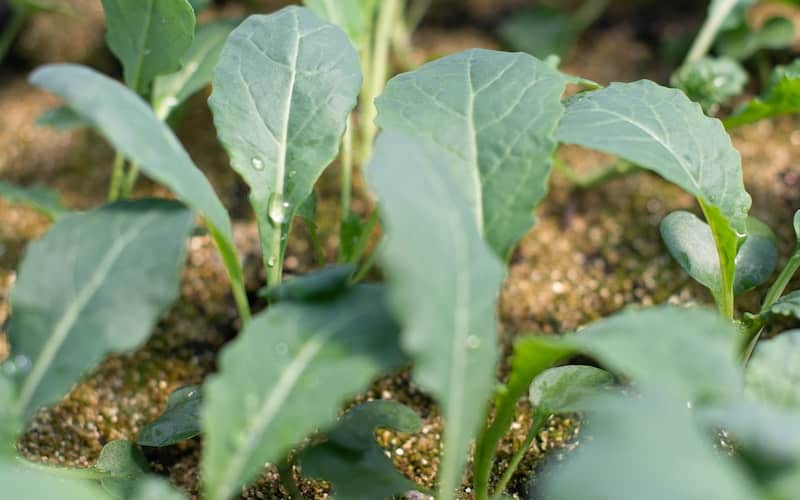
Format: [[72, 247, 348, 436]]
[[1, 1, 799, 498]]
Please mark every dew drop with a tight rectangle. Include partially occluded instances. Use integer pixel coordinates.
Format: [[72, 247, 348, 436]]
[[288, 170, 297, 178], [466, 335, 481, 350], [144, 48, 152, 55], [250, 157, 265, 171], [12, 355, 31, 376], [267, 256, 277, 267], [268, 193, 286, 225]]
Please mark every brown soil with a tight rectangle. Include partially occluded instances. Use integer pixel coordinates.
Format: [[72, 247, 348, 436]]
[[1, 2, 800, 499]]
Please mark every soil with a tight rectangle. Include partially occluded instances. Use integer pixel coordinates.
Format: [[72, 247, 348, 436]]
[[1, 1, 799, 499]]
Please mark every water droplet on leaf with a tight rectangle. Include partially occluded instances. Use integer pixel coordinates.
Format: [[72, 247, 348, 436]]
[[466, 335, 481, 350], [250, 157, 265, 171], [268, 193, 286, 225]]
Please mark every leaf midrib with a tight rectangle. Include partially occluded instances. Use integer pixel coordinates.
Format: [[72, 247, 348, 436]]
[[130, 0, 156, 92]]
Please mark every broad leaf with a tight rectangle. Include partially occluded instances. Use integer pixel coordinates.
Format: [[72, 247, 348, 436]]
[[209, 7, 361, 273], [6, 199, 193, 419], [93, 440, 149, 498], [152, 20, 239, 120], [661, 211, 777, 297], [303, 0, 375, 48], [670, 56, 747, 111], [725, 59, 800, 128], [529, 365, 615, 415], [138, 386, 201, 447], [557, 80, 751, 308], [746, 330, 800, 410], [367, 132, 505, 498], [376, 49, 566, 259], [201, 284, 406, 500], [541, 392, 760, 500], [0, 459, 110, 500], [0, 181, 65, 220], [29, 65, 246, 320], [101, 0, 196, 94], [764, 291, 800, 319], [258, 264, 355, 303], [36, 106, 88, 132], [299, 400, 425, 499], [497, 7, 577, 59]]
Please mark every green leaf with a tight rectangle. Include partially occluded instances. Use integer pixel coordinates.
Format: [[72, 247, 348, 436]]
[[541, 392, 761, 500], [209, 7, 362, 274], [258, 264, 355, 303], [0, 458, 110, 500], [101, 0, 196, 94], [36, 106, 88, 132], [367, 132, 505, 498], [670, 56, 747, 112], [768, 466, 800, 500], [660, 211, 777, 298], [529, 365, 615, 416], [201, 284, 406, 500], [152, 19, 238, 120], [557, 80, 751, 314], [130, 476, 187, 500], [376, 49, 566, 260], [764, 291, 800, 319], [570, 305, 743, 404], [0, 375, 19, 456], [746, 330, 800, 410], [299, 400, 425, 499], [717, 16, 795, 60], [0, 181, 65, 220], [296, 191, 317, 223], [93, 440, 149, 498], [497, 7, 577, 59], [29, 64, 247, 321], [6, 199, 193, 419], [188, 0, 210, 13], [725, 59, 800, 128], [137, 385, 201, 447], [303, 0, 375, 48]]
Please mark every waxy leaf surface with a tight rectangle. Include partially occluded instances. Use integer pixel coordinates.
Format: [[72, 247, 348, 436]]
[[138, 386, 202, 447], [529, 365, 615, 415], [202, 285, 406, 500], [0, 181, 65, 220], [376, 49, 566, 259], [102, 0, 196, 93], [367, 132, 505, 498], [746, 330, 800, 410], [0, 459, 110, 500], [210, 6, 361, 271], [299, 400, 424, 499], [94, 440, 149, 498], [6, 199, 193, 419]]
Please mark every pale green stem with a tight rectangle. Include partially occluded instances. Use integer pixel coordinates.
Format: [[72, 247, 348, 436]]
[[348, 210, 380, 265], [685, 0, 738, 64], [698, 200, 735, 320], [341, 115, 354, 222], [107, 152, 126, 201], [266, 231, 284, 289], [121, 162, 140, 198], [490, 414, 547, 500], [572, 0, 609, 31], [359, 0, 399, 164]]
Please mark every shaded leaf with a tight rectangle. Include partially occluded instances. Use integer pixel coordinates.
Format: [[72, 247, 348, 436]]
[[0, 181, 65, 220], [188, 0, 210, 13], [725, 59, 800, 128], [303, 0, 376, 48], [202, 285, 406, 500], [497, 7, 577, 59], [764, 291, 800, 319], [557, 81, 751, 306], [367, 132, 505, 498], [295, 191, 317, 223], [670, 56, 747, 111], [717, 16, 795, 60], [734, 217, 778, 295], [6, 199, 193, 419], [29, 65, 246, 319], [152, 19, 239, 120], [541, 392, 760, 500], [138, 386, 201, 447], [0, 458, 110, 500], [101, 0, 196, 94], [299, 400, 425, 499], [746, 330, 800, 410], [258, 265, 355, 303], [93, 440, 149, 498], [529, 365, 615, 415], [36, 106, 88, 132], [209, 7, 361, 272], [376, 49, 566, 259]]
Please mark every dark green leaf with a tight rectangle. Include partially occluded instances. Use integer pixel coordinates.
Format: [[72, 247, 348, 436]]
[[93, 440, 149, 498], [201, 285, 406, 500], [0, 181, 65, 220], [670, 56, 747, 111], [188, 0, 210, 13], [734, 217, 778, 295], [541, 392, 760, 500], [725, 59, 800, 128], [101, 0, 196, 94], [209, 7, 361, 273], [529, 365, 615, 415], [376, 49, 566, 259], [36, 106, 88, 132], [558, 81, 751, 308], [768, 466, 800, 500], [152, 19, 238, 120], [137, 386, 201, 447], [295, 191, 317, 223], [367, 132, 505, 497], [746, 330, 800, 410], [29, 65, 246, 317], [7, 199, 193, 419], [497, 7, 577, 59], [299, 400, 424, 499], [258, 265, 355, 303]]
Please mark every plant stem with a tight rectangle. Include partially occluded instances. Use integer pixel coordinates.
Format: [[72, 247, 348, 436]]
[[572, 0, 609, 32], [348, 210, 380, 264], [305, 221, 327, 267], [0, 3, 28, 63], [359, 0, 399, 164], [685, 0, 738, 64], [120, 161, 140, 199], [490, 414, 547, 500], [340, 115, 354, 225], [349, 238, 383, 284], [207, 224, 251, 325], [107, 152, 126, 201]]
